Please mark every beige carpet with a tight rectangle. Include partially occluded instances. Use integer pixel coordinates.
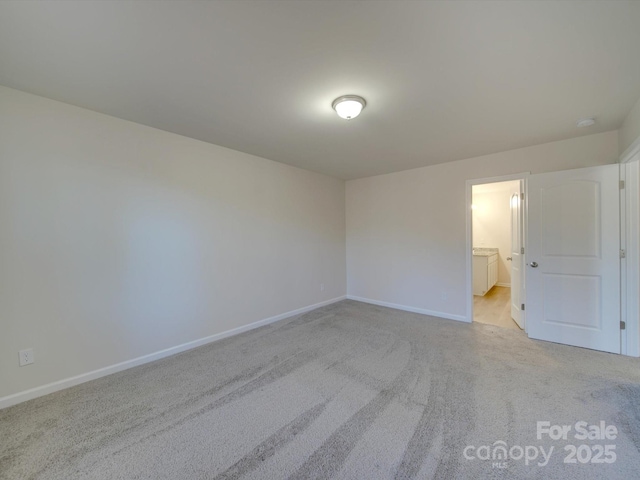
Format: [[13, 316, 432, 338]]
[[1, 300, 639, 479]]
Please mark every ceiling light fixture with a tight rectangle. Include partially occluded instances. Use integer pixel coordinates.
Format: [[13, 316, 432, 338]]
[[576, 117, 595, 128], [332, 95, 366, 120]]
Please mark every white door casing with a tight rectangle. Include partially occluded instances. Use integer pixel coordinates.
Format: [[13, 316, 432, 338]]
[[510, 182, 524, 329], [526, 165, 620, 353]]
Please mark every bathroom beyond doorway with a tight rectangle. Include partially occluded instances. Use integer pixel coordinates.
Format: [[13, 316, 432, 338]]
[[472, 181, 522, 330]]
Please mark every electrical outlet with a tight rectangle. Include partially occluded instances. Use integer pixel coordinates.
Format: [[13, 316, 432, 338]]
[[19, 348, 34, 367], [441, 292, 448, 301], [320, 283, 325, 292]]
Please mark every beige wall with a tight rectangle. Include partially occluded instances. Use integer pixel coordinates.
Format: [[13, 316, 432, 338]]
[[472, 181, 520, 286], [346, 131, 619, 320], [620, 95, 640, 155], [0, 86, 346, 399], [0, 82, 632, 402]]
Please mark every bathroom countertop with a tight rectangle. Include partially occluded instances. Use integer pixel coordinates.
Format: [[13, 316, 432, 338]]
[[472, 247, 499, 257]]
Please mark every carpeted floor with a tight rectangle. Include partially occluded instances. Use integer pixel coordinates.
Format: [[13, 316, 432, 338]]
[[1, 300, 640, 479]]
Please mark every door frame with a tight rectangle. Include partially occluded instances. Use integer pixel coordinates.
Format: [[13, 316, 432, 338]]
[[465, 172, 530, 325], [620, 139, 640, 357]]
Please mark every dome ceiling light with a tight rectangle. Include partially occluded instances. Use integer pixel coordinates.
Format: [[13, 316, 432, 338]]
[[332, 95, 366, 120], [576, 117, 595, 128]]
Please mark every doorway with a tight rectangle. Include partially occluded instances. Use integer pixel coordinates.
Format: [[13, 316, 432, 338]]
[[471, 180, 523, 331], [466, 165, 624, 354]]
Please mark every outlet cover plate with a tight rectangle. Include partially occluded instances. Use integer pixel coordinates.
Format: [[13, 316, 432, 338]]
[[19, 348, 35, 366]]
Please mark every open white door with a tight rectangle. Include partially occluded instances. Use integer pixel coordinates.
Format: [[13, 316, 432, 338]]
[[510, 182, 524, 329], [526, 164, 620, 353]]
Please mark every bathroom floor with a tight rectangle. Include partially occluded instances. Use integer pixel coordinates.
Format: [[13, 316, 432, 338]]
[[473, 286, 522, 330]]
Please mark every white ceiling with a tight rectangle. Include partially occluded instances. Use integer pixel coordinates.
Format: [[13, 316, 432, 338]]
[[1, 1, 639, 180]]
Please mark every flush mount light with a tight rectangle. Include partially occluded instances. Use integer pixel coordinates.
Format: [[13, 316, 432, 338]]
[[576, 117, 595, 128], [332, 95, 366, 120]]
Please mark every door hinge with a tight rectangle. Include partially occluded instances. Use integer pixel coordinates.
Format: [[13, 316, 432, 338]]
[[620, 180, 625, 189], [621, 321, 626, 330], [620, 249, 626, 259], [521, 303, 525, 311], [521, 247, 525, 254], [520, 192, 525, 201]]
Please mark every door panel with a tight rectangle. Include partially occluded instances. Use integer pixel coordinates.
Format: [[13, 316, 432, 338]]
[[510, 182, 524, 329], [527, 165, 620, 353], [543, 274, 601, 328], [542, 181, 600, 258]]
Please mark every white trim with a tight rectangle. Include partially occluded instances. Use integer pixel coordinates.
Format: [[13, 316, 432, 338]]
[[496, 282, 511, 288], [620, 163, 627, 355], [622, 159, 640, 356], [347, 295, 468, 323], [619, 135, 640, 164], [466, 173, 530, 323], [0, 296, 347, 410]]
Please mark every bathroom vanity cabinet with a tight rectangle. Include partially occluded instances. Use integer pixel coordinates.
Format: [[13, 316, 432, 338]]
[[473, 249, 499, 296]]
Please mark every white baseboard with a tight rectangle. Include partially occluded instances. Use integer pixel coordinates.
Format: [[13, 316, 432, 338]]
[[496, 282, 511, 288], [347, 295, 468, 323], [0, 295, 346, 410]]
